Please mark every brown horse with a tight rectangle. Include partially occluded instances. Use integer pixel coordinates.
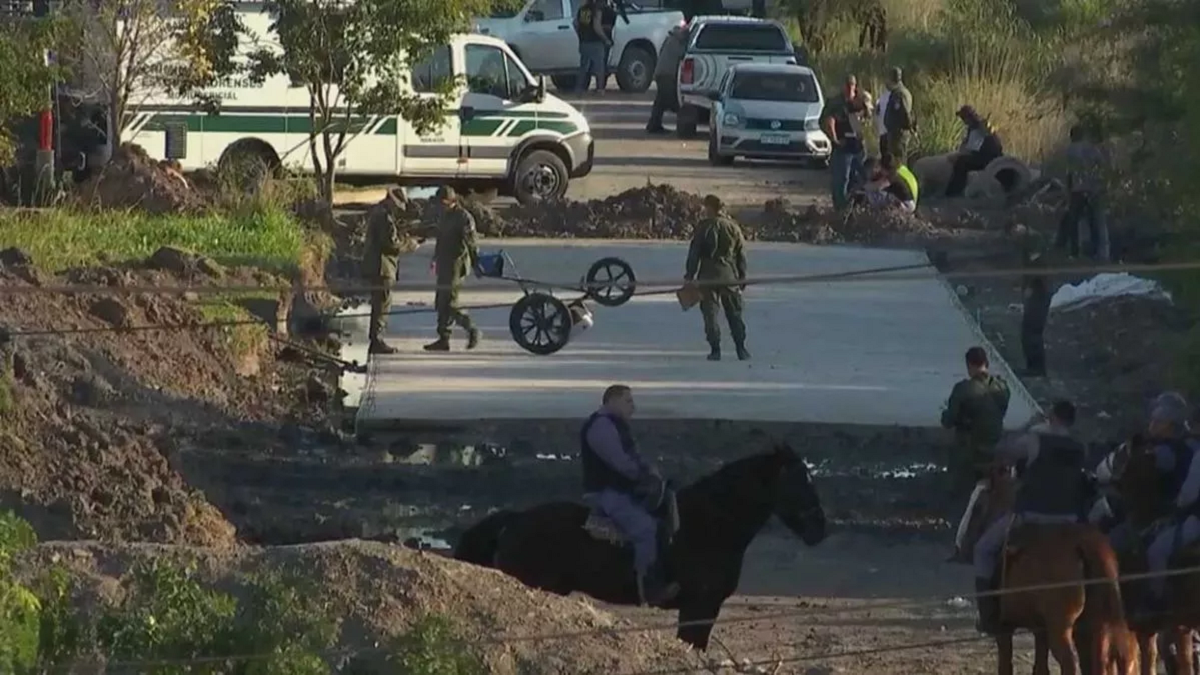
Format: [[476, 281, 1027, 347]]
[[977, 469, 1137, 675], [1114, 444, 1200, 675]]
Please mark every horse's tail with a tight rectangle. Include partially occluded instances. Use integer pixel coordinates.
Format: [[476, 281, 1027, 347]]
[[454, 509, 519, 568], [1076, 527, 1135, 673]]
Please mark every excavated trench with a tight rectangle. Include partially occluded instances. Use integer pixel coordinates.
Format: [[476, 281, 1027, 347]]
[[175, 421, 966, 550]]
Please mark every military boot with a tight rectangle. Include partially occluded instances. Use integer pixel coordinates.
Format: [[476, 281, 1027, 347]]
[[466, 329, 482, 350], [974, 576, 1002, 634], [735, 343, 750, 361], [707, 343, 721, 361], [369, 339, 397, 355], [423, 337, 450, 352]]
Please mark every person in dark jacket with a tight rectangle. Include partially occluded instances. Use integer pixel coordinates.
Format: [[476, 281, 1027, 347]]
[[647, 25, 687, 133], [581, 384, 681, 607], [1018, 229, 1053, 377], [820, 74, 868, 210], [573, 0, 609, 94], [972, 400, 1086, 634], [424, 186, 481, 352], [881, 66, 915, 163], [361, 188, 416, 355], [685, 195, 749, 361], [945, 105, 1003, 197]]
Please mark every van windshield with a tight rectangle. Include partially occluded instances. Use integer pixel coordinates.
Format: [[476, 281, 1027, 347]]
[[731, 71, 819, 102]]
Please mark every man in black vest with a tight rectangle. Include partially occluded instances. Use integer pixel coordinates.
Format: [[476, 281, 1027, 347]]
[[971, 400, 1087, 634], [581, 384, 680, 607]]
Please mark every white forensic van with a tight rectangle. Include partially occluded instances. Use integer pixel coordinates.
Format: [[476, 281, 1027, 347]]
[[126, 3, 595, 204]]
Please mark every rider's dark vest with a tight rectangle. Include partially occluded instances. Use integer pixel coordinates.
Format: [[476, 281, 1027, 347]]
[[580, 411, 638, 494], [1014, 432, 1088, 518], [1158, 437, 1198, 509]]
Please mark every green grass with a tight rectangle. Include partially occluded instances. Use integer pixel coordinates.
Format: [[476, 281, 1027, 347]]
[[0, 206, 306, 274]]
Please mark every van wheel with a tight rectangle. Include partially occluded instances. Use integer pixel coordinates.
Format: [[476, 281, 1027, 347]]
[[218, 140, 280, 193], [708, 130, 733, 166], [551, 75, 578, 92], [616, 45, 655, 93], [513, 150, 568, 205], [677, 105, 698, 139]]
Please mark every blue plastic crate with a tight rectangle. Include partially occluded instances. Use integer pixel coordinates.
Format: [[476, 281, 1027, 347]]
[[475, 251, 507, 278]]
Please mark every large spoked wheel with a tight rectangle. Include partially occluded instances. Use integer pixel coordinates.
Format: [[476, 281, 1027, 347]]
[[584, 257, 636, 307], [509, 292, 573, 356]]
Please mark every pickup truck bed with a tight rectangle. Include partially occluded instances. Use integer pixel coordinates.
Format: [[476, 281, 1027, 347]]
[[675, 16, 798, 138]]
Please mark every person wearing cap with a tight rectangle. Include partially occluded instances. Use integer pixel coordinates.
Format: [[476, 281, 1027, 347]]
[[971, 400, 1087, 634], [425, 185, 482, 352], [820, 74, 869, 211], [942, 346, 1011, 562], [647, 25, 687, 134], [945, 105, 1004, 197], [881, 66, 914, 163], [362, 188, 418, 355], [1139, 392, 1200, 620], [684, 194, 749, 361]]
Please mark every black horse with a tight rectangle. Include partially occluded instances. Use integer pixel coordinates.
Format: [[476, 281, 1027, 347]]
[[453, 443, 827, 650]]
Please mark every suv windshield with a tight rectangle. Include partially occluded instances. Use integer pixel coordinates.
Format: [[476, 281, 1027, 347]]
[[694, 24, 788, 51], [731, 71, 819, 102]]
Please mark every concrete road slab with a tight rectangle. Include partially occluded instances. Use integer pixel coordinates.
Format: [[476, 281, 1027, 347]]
[[354, 239, 1037, 428]]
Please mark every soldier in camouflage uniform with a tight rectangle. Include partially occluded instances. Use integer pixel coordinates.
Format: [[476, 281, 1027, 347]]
[[684, 195, 749, 361], [424, 185, 482, 352], [361, 187, 414, 355], [942, 345, 1012, 561]]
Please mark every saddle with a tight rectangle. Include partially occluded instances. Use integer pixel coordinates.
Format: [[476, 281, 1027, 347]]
[[582, 488, 681, 546]]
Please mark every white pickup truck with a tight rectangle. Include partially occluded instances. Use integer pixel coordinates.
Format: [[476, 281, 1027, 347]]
[[675, 16, 800, 138], [474, 0, 686, 93]]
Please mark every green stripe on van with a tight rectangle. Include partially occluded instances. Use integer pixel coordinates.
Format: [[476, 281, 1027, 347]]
[[135, 111, 577, 137]]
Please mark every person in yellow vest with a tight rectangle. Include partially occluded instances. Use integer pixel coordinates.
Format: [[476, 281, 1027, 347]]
[[853, 154, 919, 212]]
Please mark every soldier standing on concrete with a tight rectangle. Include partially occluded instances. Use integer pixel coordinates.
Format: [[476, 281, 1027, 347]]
[[684, 195, 749, 361], [425, 186, 482, 352], [941, 346, 1011, 561], [362, 187, 413, 355]]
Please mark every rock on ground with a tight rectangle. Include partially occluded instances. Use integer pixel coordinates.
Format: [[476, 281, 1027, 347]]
[[19, 540, 704, 674]]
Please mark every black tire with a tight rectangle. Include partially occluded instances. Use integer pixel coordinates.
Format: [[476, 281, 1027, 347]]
[[677, 104, 698, 139], [708, 130, 734, 166], [512, 149, 569, 205], [584, 256, 636, 307], [509, 292, 573, 356], [616, 45, 655, 93], [551, 75, 578, 92], [217, 140, 279, 193]]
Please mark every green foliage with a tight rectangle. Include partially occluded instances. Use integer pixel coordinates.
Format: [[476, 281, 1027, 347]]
[[225, 571, 339, 675], [30, 566, 87, 671], [0, 512, 40, 674], [0, 206, 305, 273], [97, 559, 238, 673], [382, 615, 487, 675], [0, 15, 67, 163]]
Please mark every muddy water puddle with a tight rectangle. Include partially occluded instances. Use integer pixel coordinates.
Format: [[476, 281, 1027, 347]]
[[181, 421, 958, 547]]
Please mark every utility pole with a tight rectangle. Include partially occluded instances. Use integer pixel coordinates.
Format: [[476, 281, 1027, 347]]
[[32, 0, 55, 205]]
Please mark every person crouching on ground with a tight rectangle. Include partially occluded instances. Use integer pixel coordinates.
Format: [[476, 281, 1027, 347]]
[[850, 154, 919, 213]]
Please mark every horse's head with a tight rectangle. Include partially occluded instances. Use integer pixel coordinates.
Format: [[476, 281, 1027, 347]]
[[768, 443, 827, 546], [1115, 435, 1168, 524]]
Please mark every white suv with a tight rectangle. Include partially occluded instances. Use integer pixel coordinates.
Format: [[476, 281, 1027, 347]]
[[707, 62, 832, 167]]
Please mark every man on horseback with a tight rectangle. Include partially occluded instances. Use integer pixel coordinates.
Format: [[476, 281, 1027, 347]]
[[972, 400, 1087, 634], [1136, 392, 1200, 621], [581, 384, 681, 607], [943, 346, 1012, 562]]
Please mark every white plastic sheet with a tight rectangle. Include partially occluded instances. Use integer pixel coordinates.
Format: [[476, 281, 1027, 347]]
[[1049, 273, 1172, 312]]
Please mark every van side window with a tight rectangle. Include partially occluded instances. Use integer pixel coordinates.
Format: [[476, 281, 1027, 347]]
[[504, 54, 530, 97], [465, 44, 512, 99], [528, 0, 563, 21], [410, 46, 453, 93]]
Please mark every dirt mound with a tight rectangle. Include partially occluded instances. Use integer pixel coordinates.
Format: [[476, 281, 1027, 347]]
[[75, 144, 204, 214], [0, 248, 330, 546], [22, 540, 703, 674]]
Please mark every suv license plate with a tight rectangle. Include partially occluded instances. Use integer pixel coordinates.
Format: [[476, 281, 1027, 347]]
[[761, 134, 789, 145]]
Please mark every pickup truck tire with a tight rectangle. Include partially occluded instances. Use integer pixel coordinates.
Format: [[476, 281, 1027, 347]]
[[512, 149, 569, 204], [676, 104, 699, 138], [708, 130, 734, 166], [615, 45, 655, 93], [551, 75, 578, 92]]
